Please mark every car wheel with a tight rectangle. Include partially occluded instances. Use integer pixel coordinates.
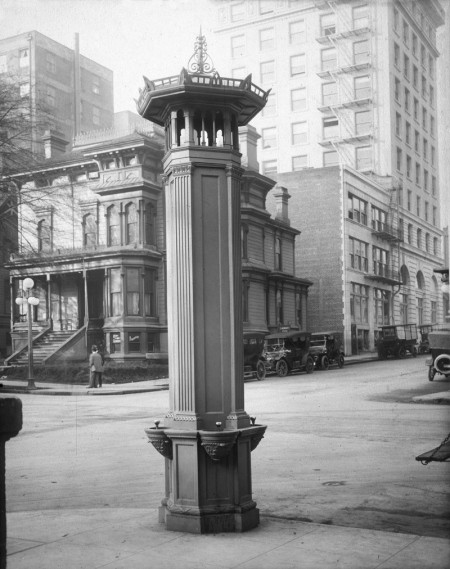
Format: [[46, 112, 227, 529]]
[[305, 356, 314, 374], [428, 366, 435, 381], [337, 354, 344, 368], [256, 360, 266, 381], [320, 355, 329, 371], [276, 359, 289, 377], [398, 346, 406, 358]]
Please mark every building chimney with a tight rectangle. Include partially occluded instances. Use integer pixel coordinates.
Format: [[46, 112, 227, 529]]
[[273, 185, 291, 225], [238, 124, 260, 171], [41, 130, 69, 159]]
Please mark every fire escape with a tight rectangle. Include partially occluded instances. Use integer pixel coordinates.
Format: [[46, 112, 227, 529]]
[[315, 0, 373, 169]]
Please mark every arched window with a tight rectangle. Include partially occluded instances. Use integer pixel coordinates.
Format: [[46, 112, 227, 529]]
[[125, 202, 137, 244], [400, 265, 410, 287], [83, 214, 96, 247], [145, 203, 156, 245], [107, 205, 120, 246], [37, 219, 51, 252], [416, 271, 425, 290]]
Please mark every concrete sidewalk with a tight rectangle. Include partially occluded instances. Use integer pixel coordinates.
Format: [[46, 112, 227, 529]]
[[7, 507, 450, 569]]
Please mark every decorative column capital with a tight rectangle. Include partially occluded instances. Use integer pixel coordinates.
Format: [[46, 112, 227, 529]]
[[173, 164, 193, 177]]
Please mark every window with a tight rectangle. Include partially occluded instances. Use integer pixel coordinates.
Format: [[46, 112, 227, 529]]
[[395, 113, 401, 136], [323, 150, 339, 166], [126, 268, 140, 315], [349, 237, 369, 271], [19, 49, 29, 68], [353, 40, 369, 64], [145, 202, 156, 245], [276, 289, 283, 325], [396, 147, 402, 171], [125, 202, 137, 244], [37, 219, 51, 252], [289, 20, 306, 43], [292, 121, 307, 145], [431, 176, 436, 196], [394, 8, 399, 32], [421, 44, 426, 66], [260, 60, 275, 84], [417, 228, 422, 248], [425, 233, 430, 252], [46, 52, 56, 74], [413, 65, 418, 88], [0, 54, 7, 74], [406, 155, 411, 178], [372, 206, 387, 231], [353, 4, 369, 29], [147, 334, 159, 353], [323, 117, 339, 139], [424, 170, 428, 192], [416, 196, 421, 217], [417, 297, 423, 325], [83, 213, 96, 247], [413, 97, 419, 120], [408, 223, 413, 243], [350, 283, 369, 323], [405, 122, 411, 145], [433, 206, 437, 226], [355, 75, 370, 99], [355, 146, 371, 170], [321, 48, 336, 71], [373, 246, 388, 277], [93, 106, 100, 126], [355, 111, 372, 135], [407, 190, 412, 211], [431, 146, 435, 166], [431, 301, 437, 323], [414, 130, 420, 153], [403, 20, 409, 45], [292, 155, 307, 171], [429, 55, 434, 79], [128, 333, 141, 353], [374, 288, 390, 325], [262, 126, 276, 148], [275, 237, 282, 270], [421, 75, 427, 99], [260, 0, 275, 14], [110, 268, 123, 316], [262, 92, 276, 116], [46, 85, 56, 107], [429, 85, 434, 107], [231, 67, 245, 78], [260, 28, 274, 51], [433, 237, 438, 255], [92, 76, 100, 95], [231, 1, 245, 21], [110, 332, 121, 354], [290, 54, 305, 76], [19, 83, 29, 97], [412, 33, 418, 57], [404, 88, 410, 112], [400, 293, 408, 324], [107, 205, 120, 246], [231, 35, 245, 58], [144, 268, 156, 316], [348, 193, 367, 225], [415, 162, 420, 185], [241, 225, 248, 259], [320, 13, 336, 36], [322, 82, 337, 106], [423, 138, 428, 160], [403, 54, 409, 79], [262, 159, 277, 175], [394, 78, 400, 102], [394, 43, 400, 67], [430, 116, 435, 137], [291, 87, 306, 111]]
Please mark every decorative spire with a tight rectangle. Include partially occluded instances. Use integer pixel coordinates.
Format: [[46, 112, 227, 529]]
[[187, 29, 216, 75]]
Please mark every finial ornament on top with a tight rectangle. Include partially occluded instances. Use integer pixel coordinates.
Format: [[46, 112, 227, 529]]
[[187, 29, 216, 75]]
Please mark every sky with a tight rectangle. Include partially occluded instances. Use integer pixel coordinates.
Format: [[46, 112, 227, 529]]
[[0, 0, 219, 112]]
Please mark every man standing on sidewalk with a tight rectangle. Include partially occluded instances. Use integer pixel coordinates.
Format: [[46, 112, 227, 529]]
[[89, 345, 104, 388]]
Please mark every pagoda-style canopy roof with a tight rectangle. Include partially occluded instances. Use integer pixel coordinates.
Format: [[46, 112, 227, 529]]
[[136, 33, 270, 127]]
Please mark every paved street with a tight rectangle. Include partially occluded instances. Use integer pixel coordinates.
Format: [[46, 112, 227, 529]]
[[3, 356, 450, 567]]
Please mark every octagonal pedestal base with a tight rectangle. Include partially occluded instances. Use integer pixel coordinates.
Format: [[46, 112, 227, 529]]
[[162, 505, 260, 534]]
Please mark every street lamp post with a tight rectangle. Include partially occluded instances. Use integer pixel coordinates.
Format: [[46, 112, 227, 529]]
[[15, 277, 40, 390]]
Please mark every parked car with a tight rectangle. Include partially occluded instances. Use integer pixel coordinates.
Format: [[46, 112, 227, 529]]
[[426, 329, 450, 381], [309, 331, 345, 370], [377, 324, 418, 359], [418, 324, 434, 354], [264, 331, 314, 377], [243, 332, 266, 380]]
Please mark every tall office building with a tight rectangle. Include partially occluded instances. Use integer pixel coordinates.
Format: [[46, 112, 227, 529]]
[[0, 31, 114, 155], [214, 0, 446, 353]]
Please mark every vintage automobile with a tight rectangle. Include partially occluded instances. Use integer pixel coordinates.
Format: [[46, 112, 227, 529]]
[[426, 329, 450, 381], [264, 331, 314, 377], [309, 331, 345, 370], [377, 324, 418, 359], [243, 332, 266, 380], [418, 324, 434, 354]]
